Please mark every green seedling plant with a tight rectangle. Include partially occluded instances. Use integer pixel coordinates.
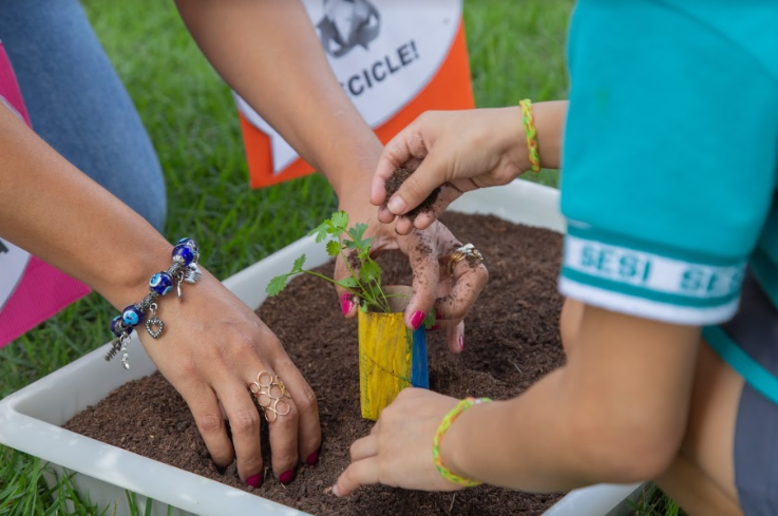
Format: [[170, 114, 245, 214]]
[[267, 211, 393, 313]]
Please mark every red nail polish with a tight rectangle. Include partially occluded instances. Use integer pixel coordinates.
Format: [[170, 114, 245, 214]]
[[341, 294, 354, 315], [458, 335, 464, 351], [246, 473, 262, 488], [410, 311, 426, 330], [306, 451, 319, 466], [280, 469, 295, 485]]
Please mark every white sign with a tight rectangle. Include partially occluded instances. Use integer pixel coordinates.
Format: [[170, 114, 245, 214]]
[[0, 238, 30, 312], [235, 0, 462, 173]]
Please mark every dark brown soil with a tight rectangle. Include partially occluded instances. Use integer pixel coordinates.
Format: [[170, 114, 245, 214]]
[[384, 167, 441, 221], [64, 212, 566, 516]]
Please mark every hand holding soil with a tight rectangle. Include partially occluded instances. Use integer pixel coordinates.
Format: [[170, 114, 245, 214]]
[[371, 104, 567, 235], [334, 200, 488, 353]]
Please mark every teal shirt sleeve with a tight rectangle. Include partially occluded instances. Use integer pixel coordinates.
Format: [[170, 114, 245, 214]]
[[559, 0, 778, 325]]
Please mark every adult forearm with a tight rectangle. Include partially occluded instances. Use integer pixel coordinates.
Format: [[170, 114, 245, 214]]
[[175, 0, 381, 198], [0, 105, 170, 309]]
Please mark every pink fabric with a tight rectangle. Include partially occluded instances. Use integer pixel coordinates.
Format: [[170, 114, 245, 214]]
[[0, 42, 31, 127], [0, 41, 91, 348], [0, 257, 91, 345]]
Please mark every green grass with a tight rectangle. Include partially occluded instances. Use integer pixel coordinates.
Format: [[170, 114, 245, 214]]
[[0, 1, 674, 514]]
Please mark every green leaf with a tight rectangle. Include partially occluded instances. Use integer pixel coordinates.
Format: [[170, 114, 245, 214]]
[[266, 274, 289, 296], [347, 222, 369, 244], [357, 248, 371, 265], [331, 211, 349, 230], [342, 238, 358, 249], [359, 301, 370, 312], [359, 260, 380, 284], [423, 310, 437, 330], [293, 254, 306, 271], [336, 276, 359, 289], [326, 240, 341, 257], [326, 222, 342, 236], [362, 237, 374, 249], [307, 221, 330, 243]]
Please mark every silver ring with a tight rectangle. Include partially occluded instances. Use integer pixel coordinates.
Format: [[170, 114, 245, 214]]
[[447, 243, 484, 274]]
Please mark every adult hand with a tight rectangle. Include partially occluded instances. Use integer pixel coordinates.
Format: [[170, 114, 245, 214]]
[[372, 104, 566, 235], [333, 199, 488, 354], [137, 268, 321, 487], [333, 388, 466, 496]]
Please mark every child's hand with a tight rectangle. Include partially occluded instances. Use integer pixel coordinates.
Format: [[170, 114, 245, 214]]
[[372, 102, 566, 235], [333, 388, 467, 496], [371, 108, 528, 234]]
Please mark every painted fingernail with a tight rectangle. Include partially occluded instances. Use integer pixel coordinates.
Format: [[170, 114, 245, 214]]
[[280, 469, 295, 485], [458, 335, 464, 351], [246, 473, 262, 488], [410, 311, 426, 330], [341, 294, 354, 315], [306, 451, 319, 466], [387, 196, 406, 214]]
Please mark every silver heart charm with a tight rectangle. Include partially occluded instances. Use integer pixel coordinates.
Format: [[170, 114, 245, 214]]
[[145, 317, 164, 338]]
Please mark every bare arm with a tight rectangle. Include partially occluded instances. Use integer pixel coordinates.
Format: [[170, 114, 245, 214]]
[[443, 306, 700, 491], [174, 0, 381, 199], [0, 103, 167, 308]]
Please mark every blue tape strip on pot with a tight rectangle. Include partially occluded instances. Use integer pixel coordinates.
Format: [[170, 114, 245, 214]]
[[410, 327, 429, 389]]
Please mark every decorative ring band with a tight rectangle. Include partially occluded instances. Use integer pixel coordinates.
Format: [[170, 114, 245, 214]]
[[447, 243, 484, 275], [249, 371, 292, 422]]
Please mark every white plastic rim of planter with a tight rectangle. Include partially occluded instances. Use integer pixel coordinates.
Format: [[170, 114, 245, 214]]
[[0, 179, 639, 516]]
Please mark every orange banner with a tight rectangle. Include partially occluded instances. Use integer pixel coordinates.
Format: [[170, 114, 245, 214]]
[[238, 2, 474, 189]]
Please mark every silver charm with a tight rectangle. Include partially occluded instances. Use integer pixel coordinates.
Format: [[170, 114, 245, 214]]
[[176, 278, 183, 301], [120, 338, 130, 370], [184, 263, 202, 284], [106, 333, 131, 369], [105, 337, 122, 361], [146, 318, 164, 338], [145, 303, 164, 338]]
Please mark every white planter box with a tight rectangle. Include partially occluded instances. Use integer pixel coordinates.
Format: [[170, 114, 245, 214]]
[[0, 180, 640, 516]]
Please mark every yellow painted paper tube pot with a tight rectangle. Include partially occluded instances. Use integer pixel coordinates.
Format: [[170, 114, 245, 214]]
[[358, 286, 429, 420]]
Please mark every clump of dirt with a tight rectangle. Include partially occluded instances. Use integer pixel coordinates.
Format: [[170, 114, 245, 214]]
[[64, 212, 566, 516], [384, 167, 441, 222]]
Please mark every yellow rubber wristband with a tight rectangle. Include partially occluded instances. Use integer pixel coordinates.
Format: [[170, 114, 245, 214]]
[[432, 397, 491, 487], [519, 99, 542, 174]]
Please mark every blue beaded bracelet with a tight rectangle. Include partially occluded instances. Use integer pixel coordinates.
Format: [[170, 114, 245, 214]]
[[105, 238, 202, 369]]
